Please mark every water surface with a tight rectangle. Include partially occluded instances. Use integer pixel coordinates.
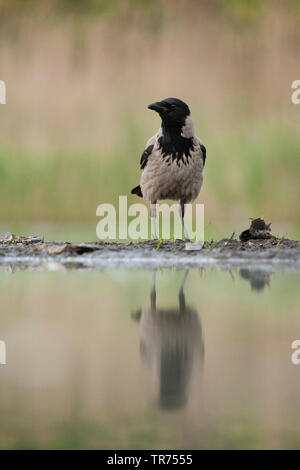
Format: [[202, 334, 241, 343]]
[[0, 266, 299, 449]]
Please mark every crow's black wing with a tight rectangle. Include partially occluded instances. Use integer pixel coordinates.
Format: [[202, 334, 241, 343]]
[[200, 143, 206, 167], [140, 144, 154, 170]]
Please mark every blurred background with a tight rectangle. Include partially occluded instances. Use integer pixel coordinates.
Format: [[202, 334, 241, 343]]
[[0, 0, 299, 240], [1, 1, 300, 450]]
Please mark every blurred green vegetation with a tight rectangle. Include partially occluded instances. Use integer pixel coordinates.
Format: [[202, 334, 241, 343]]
[[1, 0, 299, 17], [0, 117, 298, 233]]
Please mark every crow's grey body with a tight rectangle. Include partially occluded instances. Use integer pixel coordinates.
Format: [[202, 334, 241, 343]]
[[140, 126, 204, 205], [131, 98, 206, 239]]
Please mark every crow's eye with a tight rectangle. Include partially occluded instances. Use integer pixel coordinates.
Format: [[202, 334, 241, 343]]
[[164, 104, 173, 113], [163, 103, 176, 114]]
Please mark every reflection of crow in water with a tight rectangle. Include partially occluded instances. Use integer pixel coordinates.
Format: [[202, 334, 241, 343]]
[[239, 268, 271, 292], [132, 270, 204, 410]]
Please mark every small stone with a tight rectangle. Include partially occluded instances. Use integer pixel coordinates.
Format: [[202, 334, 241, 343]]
[[185, 241, 204, 251], [4, 232, 16, 243], [36, 243, 68, 255]]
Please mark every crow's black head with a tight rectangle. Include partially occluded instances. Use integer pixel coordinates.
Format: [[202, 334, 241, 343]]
[[148, 98, 190, 126]]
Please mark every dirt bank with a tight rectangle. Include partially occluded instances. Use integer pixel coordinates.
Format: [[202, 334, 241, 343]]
[[0, 232, 299, 271]]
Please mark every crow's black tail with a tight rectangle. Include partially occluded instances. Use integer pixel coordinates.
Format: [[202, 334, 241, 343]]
[[131, 185, 143, 197]]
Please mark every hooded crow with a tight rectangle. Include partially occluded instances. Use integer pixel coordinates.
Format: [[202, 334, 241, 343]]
[[133, 270, 204, 410], [131, 98, 206, 240]]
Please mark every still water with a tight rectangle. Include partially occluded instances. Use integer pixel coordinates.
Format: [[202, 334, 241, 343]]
[[0, 266, 299, 449]]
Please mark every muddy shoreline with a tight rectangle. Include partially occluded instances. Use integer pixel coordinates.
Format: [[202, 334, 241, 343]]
[[0, 235, 299, 271]]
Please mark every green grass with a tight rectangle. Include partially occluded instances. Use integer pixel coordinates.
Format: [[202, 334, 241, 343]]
[[0, 117, 299, 240]]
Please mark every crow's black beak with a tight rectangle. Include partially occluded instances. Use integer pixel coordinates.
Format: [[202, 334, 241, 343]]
[[148, 102, 166, 113]]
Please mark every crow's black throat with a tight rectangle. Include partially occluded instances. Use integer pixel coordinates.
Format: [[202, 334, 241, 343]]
[[158, 122, 194, 166]]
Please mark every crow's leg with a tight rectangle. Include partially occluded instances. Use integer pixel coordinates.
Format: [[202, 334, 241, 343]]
[[179, 202, 191, 241], [150, 270, 156, 311], [179, 269, 189, 313], [150, 203, 158, 239]]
